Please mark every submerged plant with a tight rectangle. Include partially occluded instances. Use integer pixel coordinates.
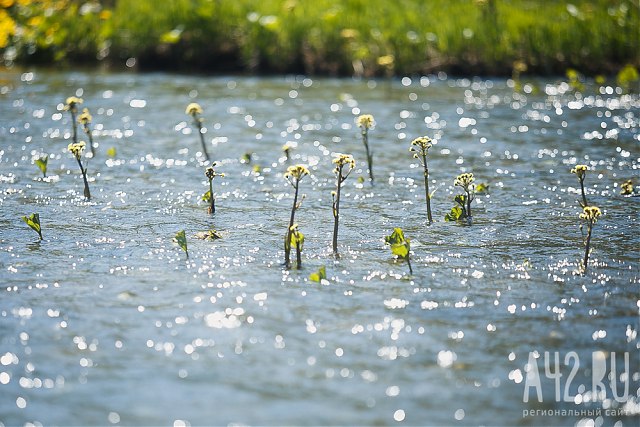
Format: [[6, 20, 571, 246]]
[[410, 136, 435, 224], [289, 224, 305, 269], [186, 102, 209, 161], [331, 153, 355, 255], [203, 163, 225, 214], [571, 164, 589, 207], [22, 213, 42, 240], [384, 228, 412, 275], [282, 143, 293, 162], [64, 96, 83, 145], [579, 205, 601, 274], [175, 230, 189, 258], [78, 107, 95, 157], [35, 155, 48, 178], [356, 114, 375, 184], [309, 265, 327, 283], [283, 164, 309, 268], [68, 141, 91, 200], [445, 173, 475, 224]]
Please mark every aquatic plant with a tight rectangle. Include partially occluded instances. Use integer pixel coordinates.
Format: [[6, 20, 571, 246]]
[[78, 107, 95, 157], [35, 155, 48, 178], [21, 213, 42, 240], [356, 114, 375, 184], [331, 153, 355, 255], [410, 136, 435, 224], [384, 228, 412, 275], [64, 96, 82, 145], [186, 102, 209, 161], [282, 143, 293, 162], [68, 141, 91, 200], [289, 224, 305, 269], [283, 164, 309, 268], [175, 230, 189, 258], [203, 163, 225, 214], [196, 229, 222, 241], [570, 164, 589, 207], [309, 265, 327, 283], [616, 64, 639, 92], [620, 179, 635, 196], [445, 173, 475, 224], [579, 205, 601, 274]]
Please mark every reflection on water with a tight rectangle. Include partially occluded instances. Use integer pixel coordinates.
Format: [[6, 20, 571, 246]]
[[0, 70, 638, 426]]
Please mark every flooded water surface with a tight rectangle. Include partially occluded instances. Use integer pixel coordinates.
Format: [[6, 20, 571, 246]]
[[0, 70, 638, 426]]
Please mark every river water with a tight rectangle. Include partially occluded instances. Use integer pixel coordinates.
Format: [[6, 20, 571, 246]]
[[0, 69, 638, 426]]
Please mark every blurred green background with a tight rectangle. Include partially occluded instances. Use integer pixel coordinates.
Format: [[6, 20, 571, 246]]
[[1, 0, 639, 76]]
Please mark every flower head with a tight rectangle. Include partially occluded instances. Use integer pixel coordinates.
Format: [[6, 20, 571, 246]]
[[64, 96, 83, 112], [356, 114, 374, 130], [205, 163, 224, 180], [571, 164, 588, 179], [284, 164, 310, 181], [68, 141, 86, 159], [332, 153, 355, 169], [579, 205, 601, 222], [454, 172, 475, 189], [620, 179, 634, 195], [410, 136, 433, 157], [78, 108, 92, 125], [186, 102, 203, 116]]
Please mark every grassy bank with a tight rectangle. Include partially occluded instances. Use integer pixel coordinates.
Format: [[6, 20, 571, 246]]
[[1, 0, 639, 76]]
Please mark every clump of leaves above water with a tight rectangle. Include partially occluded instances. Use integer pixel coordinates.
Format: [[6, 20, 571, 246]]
[[384, 228, 412, 275]]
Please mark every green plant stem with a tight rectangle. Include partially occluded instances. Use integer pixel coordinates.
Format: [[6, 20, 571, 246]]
[[296, 244, 302, 269], [406, 256, 413, 275], [84, 124, 95, 157], [208, 179, 215, 214], [194, 115, 209, 161], [422, 154, 432, 224], [579, 178, 588, 207], [284, 180, 299, 268], [70, 110, 77, 144], [75, 156, 91, 200], [583, 222, 593, 274], [362, 130, 374, 184], [332, 168, 343, 255], [466, 189, 473, 224]]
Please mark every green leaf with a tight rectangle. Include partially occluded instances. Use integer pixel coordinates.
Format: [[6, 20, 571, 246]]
[[22, 213, 42, 240], [175, 230, 188, 258], [290, 229, 305, 250], [309, 265, 327, 282], [445, 206, 463, 222], [385, 228, 410, 259], [35, 155, 48, 177], [202, 190, 211, 202], [475, 183, 489, 193], [106, 147, 117, 158]]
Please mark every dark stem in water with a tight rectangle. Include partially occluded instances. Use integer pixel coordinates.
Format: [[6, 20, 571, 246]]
[[75, 156, 91, 200], [284, 181, 299, 268], [208, 179, 215, 214], [422, 153, 433, 224], [295, 242, 302, 270], [362, 130, 374, 184], [83, 124, 95, 157], [583, 221, 593, 274], [406, 256, 413, 275], [71, 110, 78, 144], [332, 167, 343, 256], [579, 177, 588, 207], [194, 115, 210, 161]]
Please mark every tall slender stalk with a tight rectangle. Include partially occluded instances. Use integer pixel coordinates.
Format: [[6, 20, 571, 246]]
[[579, 206, 601, 274], [571, 165, 589, 207], [356, 114, 375, 184], [186, 102, 209, 161], [204, 163, 224, 214], [65, 96, 83, 145], [68, 141, 91, 200], [283, 165, 309, 268], [332, 154, 355, 255], [410, 136, 434, 224], [79, 108, 95, 157], [454, 173, 475, 225]]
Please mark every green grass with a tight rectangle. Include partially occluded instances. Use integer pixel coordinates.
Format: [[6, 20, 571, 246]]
[[2, 0, 639, 76]]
